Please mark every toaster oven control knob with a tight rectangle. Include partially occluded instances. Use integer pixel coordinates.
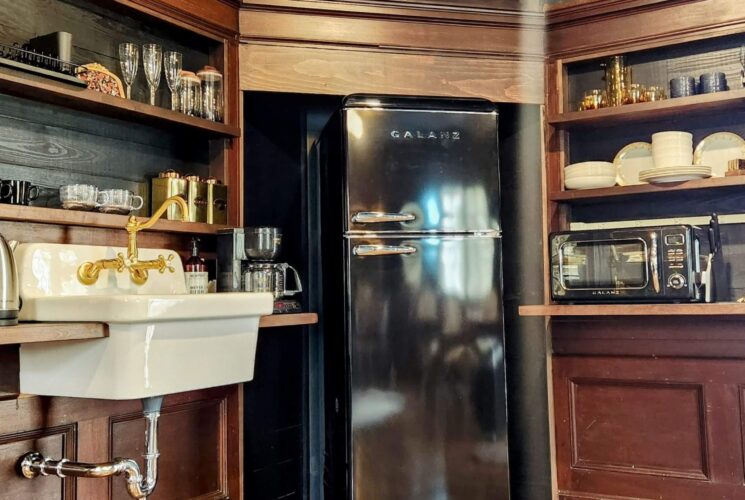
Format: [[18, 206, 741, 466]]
[[668, 273, 687, 290]]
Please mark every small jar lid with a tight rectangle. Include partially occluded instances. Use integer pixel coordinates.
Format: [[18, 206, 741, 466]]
[[204, 177, 222, 185], [180, 70, 200, 83], [184, 174, 202, 182], [158, 170, 181, 178], [197, 65, 223, 81]]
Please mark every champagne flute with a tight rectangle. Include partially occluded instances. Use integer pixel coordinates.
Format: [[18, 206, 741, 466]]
[[164, 51, 183, 111], [142, 43, 162, 106], [118, 43, 139, 100]]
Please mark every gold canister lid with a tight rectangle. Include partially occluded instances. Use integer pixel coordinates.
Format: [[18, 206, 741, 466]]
[[158, 170, 181, 178], [184, 174, 202, 182], [204, 177, 223, 185]]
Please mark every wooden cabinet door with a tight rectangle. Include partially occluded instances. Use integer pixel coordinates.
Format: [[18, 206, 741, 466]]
[[553, 356, 745, 499], [0, 386, 241, 500]]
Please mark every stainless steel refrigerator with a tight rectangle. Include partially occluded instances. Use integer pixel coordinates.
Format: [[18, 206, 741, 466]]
[[315, 95, 508, 500]]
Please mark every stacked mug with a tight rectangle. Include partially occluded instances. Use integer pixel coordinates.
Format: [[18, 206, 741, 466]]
[[670, 76, 697, 98], [699, 72, 727, 94]]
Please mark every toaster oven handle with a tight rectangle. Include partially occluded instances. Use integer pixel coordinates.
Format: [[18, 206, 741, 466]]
[[650, 233, 660, 293]]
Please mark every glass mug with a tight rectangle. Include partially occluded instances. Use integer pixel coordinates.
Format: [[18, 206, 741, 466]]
[[97, 189, 144, 215]]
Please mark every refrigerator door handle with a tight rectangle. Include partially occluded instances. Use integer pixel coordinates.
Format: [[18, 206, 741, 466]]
[[351, 211, 416, 224], [352, 244, 417, 256]]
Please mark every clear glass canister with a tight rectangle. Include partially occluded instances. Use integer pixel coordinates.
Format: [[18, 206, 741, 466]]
[[179, 70, 202, 117], [197, 65, 223, 122]]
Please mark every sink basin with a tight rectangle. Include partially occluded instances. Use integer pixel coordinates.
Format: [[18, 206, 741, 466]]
[[15, 243, 273, 400]]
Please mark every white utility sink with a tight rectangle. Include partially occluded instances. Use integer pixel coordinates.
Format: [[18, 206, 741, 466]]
[[15, 243, 273, 400]]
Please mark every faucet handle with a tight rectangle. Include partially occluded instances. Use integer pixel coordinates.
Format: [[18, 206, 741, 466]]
[[115, 253, 127, 272], [157, 254, 176, 274]]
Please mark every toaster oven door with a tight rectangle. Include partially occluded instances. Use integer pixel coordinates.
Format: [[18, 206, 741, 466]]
[[555, 237, 652, 298]]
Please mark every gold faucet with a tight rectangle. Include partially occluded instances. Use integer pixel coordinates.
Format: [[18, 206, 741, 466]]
[[78, 196, 190, 286]]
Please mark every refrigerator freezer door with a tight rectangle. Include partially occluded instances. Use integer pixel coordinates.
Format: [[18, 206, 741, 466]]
[[345, 235, 509, 500], [343, 106, 500, 233]]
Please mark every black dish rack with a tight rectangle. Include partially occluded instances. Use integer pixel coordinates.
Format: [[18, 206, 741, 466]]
[[0, 42, 86, 86]]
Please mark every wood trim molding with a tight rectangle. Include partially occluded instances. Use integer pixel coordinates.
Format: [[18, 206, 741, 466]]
[[242, 0, 545, 26], [546, 0, 704, 26], [547, 0, 745, 58]]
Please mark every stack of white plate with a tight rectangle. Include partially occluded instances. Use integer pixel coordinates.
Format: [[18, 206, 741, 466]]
[[564, 161, 617, 190], [638, 165, 712, 183]]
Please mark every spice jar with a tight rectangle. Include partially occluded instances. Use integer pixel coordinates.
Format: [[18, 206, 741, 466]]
[[179, 70, 202, 117], [197, 66, 223, 122]]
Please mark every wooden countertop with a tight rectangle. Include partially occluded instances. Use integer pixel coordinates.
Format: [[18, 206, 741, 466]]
[[519, 303, 745, 317], [0, 313, 318, 346]]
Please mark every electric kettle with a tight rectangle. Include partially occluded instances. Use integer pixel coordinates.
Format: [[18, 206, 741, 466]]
[[0, 235, 19, 326]]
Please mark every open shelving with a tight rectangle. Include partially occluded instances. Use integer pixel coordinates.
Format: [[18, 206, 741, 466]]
[[550, 175, 745, 202], [0, 67, 241, 139], [549, 88, 745, 129], [0, 314, 319, 346], [0, 204, 230, 235], [520, 303, 745, 317]]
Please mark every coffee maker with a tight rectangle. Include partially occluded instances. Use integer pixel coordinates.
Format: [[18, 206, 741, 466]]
[[216, 227, 302, 313]]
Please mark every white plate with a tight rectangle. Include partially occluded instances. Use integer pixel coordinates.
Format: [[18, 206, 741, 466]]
[[639, 167, 711, 183], [564, 176, 617, 190], [613, 142, 653, 186], [693, 132, 745, 177]]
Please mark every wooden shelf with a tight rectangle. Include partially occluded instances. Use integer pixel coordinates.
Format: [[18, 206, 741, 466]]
[[0, 67, 241, 139], [0, 204, 230, 235], [520, 303, 745, 317], [0, 322, 107, 345], [550, 175, 745, 202], [548, 88, 745, 128], [260, 313, 318, 328]]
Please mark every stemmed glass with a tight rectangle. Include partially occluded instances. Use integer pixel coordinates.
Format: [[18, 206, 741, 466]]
[[118, 43, 139, 100], [142, 43, 162, 106], [164, 51, 183, 111]]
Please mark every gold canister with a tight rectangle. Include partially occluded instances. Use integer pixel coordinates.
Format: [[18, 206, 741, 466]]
[[185, 174, 208, 223], [151, 170, 187, 219], [205, 177, 228, 225]]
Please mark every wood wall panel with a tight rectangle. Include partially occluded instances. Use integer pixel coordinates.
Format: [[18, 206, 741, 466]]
[[554, 356, 745, 499], [116, 0, 239, 37], [240, 43, 543, 103], [0, 426, 76, 499], [569, 379, 708, 479], [0, 386, 241, 500], [239, 0, 544, 103]]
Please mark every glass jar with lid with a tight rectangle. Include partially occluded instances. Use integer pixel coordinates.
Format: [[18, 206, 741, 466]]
[[197, 65, 223, 122], [179, 70, 202, 117]]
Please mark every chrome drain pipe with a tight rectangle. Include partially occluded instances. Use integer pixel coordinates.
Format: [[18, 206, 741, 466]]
[[18, 396, 163, 499]]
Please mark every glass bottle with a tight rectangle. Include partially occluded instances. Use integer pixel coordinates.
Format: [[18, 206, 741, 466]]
[[185, 237, 208, 294]]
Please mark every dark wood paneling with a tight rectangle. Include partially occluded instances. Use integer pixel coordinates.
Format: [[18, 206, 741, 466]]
[[0, 386, 241, 500], [121, 0, 239, 37], [0, 426, 76, 499], [570, 378, 708, 479], [554, 355, 745, 499], [552, 317, 745, 358], [110, 399, 227, 500]]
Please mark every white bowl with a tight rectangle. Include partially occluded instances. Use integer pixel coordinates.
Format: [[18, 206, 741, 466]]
[[565, 161, 616, 177], [564, 175, 617, 190]]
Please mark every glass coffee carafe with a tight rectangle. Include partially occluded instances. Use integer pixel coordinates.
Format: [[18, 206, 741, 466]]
[[244, 262, 302, 299]]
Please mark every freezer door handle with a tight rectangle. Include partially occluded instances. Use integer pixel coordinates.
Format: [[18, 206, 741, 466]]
[[351, 211, 416, 224], [353, 244, 417, 256]]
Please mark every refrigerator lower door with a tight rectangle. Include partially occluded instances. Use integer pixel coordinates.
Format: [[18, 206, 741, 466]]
[[345, 235, 509, 500]]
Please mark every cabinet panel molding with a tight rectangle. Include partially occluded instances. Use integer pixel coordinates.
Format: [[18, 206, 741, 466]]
[[568, 378, 708, 479]]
